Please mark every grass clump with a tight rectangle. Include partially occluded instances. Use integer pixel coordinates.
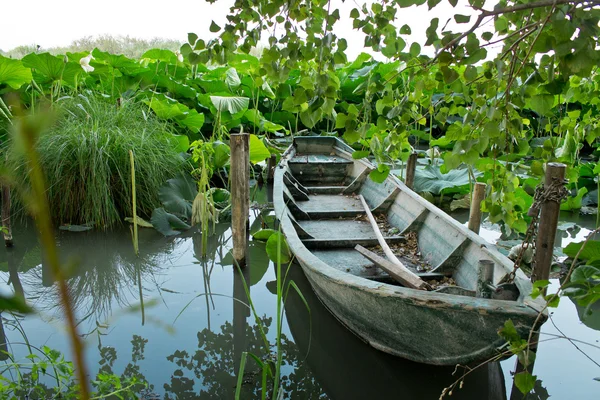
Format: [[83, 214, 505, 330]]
[[6, 94, 187, 229]]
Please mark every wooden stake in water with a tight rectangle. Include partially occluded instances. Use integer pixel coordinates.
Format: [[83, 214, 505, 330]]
[[129, 150, 138, 256], [267, 153, 277, 183], [468, 182, 486, 234], [1, 185, 13, 247], [532, 162, 566, 284], [231, 133, 249, 266], [476, 260, 494, 299], [405, 152, 418, 190]]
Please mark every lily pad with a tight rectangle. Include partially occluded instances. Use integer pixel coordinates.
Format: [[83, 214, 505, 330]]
[[59, 224, 93, 232], [151, 207, 191, 236], [124, 216, 154, 228], [413, 165, 473, 196], [266, 232, 292, 264], [158, 173, 198, 220]]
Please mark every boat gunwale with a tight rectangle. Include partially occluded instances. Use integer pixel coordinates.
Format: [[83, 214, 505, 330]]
[[274, 136, 547, 317]]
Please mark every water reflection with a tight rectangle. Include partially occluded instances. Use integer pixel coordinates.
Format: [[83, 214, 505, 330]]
[[0, 203, 596, 399], [0, 225, 179, 325]]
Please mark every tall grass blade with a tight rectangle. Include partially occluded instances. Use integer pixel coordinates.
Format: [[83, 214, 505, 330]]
[[234, 351, 248, 400], [10, 101, 90, 399], [129, 149, 139, 255]]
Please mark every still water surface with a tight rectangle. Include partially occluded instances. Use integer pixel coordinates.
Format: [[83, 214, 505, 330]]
[[0, 198, 598, 399]]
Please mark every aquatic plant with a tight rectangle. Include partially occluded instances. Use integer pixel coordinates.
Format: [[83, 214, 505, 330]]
[[5, 94, 187, 229]]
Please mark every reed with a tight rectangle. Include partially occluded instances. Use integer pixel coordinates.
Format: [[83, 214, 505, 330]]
[[4, 94, 186, 229]]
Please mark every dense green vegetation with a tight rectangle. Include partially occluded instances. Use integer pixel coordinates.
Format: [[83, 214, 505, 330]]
[[2, 0, 600, 398], [5, 95, 187, 228]]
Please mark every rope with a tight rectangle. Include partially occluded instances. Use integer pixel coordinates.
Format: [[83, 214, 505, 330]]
[[504, 176, 568, 283]]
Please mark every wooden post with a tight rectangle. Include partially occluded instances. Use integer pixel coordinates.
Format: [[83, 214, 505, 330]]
[[532, 162, 566, 284], [405, 152, 418, 190], [468, 182, 486, 234], [476, 260, 494, 299], [267, 154, 277, 183], [1, 185, 13, 247], [231, 133, 249, 266]]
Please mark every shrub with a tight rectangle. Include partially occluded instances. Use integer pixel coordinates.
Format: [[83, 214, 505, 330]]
[[6, 94, 187, 229]]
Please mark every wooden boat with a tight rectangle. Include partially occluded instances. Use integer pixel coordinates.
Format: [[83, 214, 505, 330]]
[[283, 261, 508, 400], [273, 136, 547, 366]]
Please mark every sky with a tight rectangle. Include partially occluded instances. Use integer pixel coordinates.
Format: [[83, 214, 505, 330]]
[[0, 0, 492, 60]]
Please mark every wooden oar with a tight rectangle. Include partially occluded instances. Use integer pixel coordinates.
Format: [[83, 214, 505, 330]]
[[357, 195, 429, 290]]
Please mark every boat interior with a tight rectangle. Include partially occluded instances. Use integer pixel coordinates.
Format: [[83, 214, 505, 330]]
[[279, 137, 521, 300]]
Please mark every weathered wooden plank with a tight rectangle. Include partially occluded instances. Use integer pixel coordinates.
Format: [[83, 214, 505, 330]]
[[358, 194, 426, 291], [355, 245, 429, 290], [284, 173, 309, 201], [298, 194, 362, 213], [283, 187, 310, 220], [302, 236, 405, 249], [342, 166, 371, 194], [298, 219, 379, 240], [372, 187, 400, 213], [288, 212, 314, 239], [305, 185, 347, 195], [430, 236, 469, 274]]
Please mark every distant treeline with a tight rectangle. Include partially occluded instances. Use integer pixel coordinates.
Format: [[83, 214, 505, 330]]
[[0, 35, 182, 59]]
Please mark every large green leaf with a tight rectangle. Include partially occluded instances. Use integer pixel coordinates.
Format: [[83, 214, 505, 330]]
[[91, 48, 142, 74], [0, 55, 32, 89], [266, 232, 292, 264], [210, 96, 249, 119], [564, 240, 600, 262], [158, 173, 198, 220], [413, 165, 472, 195], [243, 109, 285, 133], [249, 134, 271, 164], [147, 97, 204, 132], [560, 187, 587, 211], [225, 67, 241, 89], [213, 141, 230, 168], [21, 52, 81, 86], [141, 49, 178, 64], [527, 94, 555, 116]]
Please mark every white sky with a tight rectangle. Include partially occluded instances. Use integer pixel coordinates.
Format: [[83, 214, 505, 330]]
[[0, 0, 494, 60]]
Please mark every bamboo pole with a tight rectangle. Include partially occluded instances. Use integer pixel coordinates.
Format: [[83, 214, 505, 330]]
[[468, 182, 486, 234], [1, 185, 13, 247], [358, 195, 428, 289], [532, 162, 566, 284], [231, 133, 250, 266], [405, 152, 418, 190]]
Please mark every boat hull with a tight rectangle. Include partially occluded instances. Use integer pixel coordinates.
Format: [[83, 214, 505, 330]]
[[299, 260, 537, 365], [274, 136, 546, 365]]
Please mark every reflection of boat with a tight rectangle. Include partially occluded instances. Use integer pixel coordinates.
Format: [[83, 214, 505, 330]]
[[274, 136, 546, 365], [283, 263, 507, 400]]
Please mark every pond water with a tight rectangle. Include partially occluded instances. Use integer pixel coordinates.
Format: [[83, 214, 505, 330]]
[[0, 190, 598, 399]]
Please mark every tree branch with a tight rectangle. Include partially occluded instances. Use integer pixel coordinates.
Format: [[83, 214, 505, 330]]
[[430, 0, 600, 63]]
